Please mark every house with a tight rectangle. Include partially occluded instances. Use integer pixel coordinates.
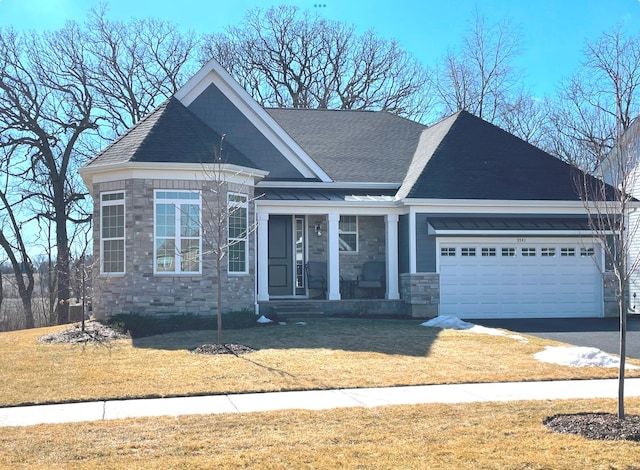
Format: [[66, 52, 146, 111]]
[[79, 59, 618, 320]]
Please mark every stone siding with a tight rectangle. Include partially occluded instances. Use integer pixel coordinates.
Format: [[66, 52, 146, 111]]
[[92, 178, 255, 319], [400, 272, 440, 318]]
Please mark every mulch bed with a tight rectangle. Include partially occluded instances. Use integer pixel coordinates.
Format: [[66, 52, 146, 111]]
[[38, 322, 130, 344], [37, 322, 256, 356], [544, 413, 640, 441], [190, 343, 256, 355]]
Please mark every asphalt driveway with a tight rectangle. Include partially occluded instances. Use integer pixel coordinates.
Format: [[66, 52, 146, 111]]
[[473, 316, 640, 360]]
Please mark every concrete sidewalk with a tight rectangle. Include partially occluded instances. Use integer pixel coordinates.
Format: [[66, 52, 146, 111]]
[[2, 378, 640, 427]]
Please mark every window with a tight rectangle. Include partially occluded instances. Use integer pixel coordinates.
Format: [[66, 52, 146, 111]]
[[541, 248, 556, 257], [581, 247, 595, 257], [155, 191, 201, 274], [521, 247, 536, 257], [481, 247, 496, 257], [339, 215, 358, 252], [501, 247, 515, 257], [561, 247, 576, 257], [441, 247, 456, 257], [101, 192, 125, 274], [228, 193, 248, 274], [461, 247, 476, 256]]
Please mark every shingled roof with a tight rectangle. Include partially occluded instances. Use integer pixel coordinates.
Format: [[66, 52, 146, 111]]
[[266, 108, 426, 184], [86, 92, 611, 203], [398, 111, 604, 201], [86, 97, 258, 169]]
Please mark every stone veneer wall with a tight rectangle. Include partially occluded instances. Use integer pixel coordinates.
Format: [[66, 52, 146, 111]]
[[92, 178, 255, 319], [306, 215, 386, 281], [400, 272, 440, 318]]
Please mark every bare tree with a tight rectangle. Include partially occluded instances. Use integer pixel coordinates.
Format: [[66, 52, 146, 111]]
[[85, 5, 200, 136], [199, 138, 260, 344], [0, 148, 35, 328], [0, 25, 98, 325], [430, 12, 523, 121], [548, 26, 640, 171], [548, 26, 640, 419], [200, 5, 431, 120], [580, 118, 640, 420], [499, 94, 551, 148]]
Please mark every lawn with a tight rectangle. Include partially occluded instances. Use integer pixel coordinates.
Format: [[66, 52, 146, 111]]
[[1, 398, 639, 468], [3, 318, 640, 468], [1, 317, 639, 407]]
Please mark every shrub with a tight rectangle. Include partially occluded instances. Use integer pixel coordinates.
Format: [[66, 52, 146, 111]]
[[105, 310, 256, 338]]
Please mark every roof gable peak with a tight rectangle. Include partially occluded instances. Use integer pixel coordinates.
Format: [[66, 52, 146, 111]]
[[174, 59, 331, 182]]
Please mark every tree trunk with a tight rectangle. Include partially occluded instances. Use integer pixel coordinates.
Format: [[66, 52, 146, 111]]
[[618, 289, 627, 419], [21, 292, 34, 329], [55, 200, 71, 325], [217, 255, 223, 344]]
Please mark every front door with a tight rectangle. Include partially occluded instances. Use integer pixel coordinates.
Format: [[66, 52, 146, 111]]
[[268, 215, 306, 296]]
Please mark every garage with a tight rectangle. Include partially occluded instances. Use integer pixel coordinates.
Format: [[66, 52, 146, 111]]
[[438, 237, 604, 319]]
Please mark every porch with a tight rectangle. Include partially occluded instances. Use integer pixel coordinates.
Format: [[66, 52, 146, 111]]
[[256, 211, 401, 303]]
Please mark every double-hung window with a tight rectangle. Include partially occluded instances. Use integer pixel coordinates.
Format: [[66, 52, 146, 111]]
[[155, 191, 201, 274], [339, 215, 358, 252], [228, 193, 248, 274], [101, 192, 125, 274]]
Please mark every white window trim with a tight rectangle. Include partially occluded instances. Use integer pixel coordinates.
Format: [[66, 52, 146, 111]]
[[339, 215, 359, 253], [227, 192, 249, 275], [153, 190, 202, 275], [100, 190, 126, 275]]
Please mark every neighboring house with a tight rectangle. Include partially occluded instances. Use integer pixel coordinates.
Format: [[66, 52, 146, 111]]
[[80, 59, 618, 320], [599, 119, 640, 310]]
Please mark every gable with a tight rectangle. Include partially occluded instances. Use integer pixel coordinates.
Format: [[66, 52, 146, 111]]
[[187, 84, 306, 180], [175, 59, 331, 182]]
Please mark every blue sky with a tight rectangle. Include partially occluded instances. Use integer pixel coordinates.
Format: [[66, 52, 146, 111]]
[[1, 0, 640, 96]]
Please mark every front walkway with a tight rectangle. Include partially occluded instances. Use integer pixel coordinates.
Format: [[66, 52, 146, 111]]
[[2, 378, 640, 427]]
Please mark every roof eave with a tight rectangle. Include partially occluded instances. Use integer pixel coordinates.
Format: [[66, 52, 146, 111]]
[[256, 181, 400, 190], [79, 161, 270, 187]]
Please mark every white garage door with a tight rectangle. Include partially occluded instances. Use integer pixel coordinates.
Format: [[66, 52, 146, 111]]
[[438, 238, 603, 319]]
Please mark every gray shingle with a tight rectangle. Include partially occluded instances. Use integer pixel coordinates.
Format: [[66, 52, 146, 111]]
[[401, 111, 612, 201], [87, 97, 257, 169], [266, 108, 426, 184]]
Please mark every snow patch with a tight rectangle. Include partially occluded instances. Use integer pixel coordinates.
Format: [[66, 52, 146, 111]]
[[421, 315, 528, 342], [534, 346, 640, 369], [421, 316, 474, 330], [256, 315, 273, 324]]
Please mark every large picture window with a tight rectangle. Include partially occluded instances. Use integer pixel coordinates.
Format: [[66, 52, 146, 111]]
[[101, 192, 125, 274], [155, 191, 201, 274], [339, 215, 358, 252], [228, 193, 248, 274]]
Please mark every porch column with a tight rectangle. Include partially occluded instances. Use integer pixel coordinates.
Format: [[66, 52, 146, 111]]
[[408, 209, 417, 274], [327, 212, 341, 300], [257, 212, 269, 302], [385, 214, 400, 299]]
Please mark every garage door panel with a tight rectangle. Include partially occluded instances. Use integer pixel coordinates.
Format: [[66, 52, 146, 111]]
[[439, 240, 602, 319]]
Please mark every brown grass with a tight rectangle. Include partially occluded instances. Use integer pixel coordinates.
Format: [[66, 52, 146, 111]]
[[1, 398, 639, 469], [1, 318, 639, 407]]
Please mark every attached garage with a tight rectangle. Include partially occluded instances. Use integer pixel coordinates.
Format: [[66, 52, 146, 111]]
[[437, 237, 604, 319]]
